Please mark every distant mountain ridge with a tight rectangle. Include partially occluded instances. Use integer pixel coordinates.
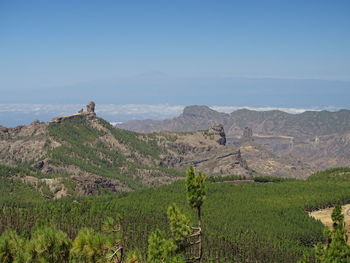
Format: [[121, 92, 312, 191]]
[[117, 106, 350, 170], [117, 105, 350, 138]]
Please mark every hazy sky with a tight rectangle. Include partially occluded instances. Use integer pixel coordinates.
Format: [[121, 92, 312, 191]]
[[1, 0, 350, 108]]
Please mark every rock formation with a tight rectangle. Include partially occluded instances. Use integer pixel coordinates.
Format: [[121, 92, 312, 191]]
[[86, 101, 95, 113], [210, 124, 226, 146], [234, 149, 249, 169], [51, 101, 96, 123]]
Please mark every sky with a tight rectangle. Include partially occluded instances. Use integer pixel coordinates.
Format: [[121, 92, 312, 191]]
[[0, 0, 350, 125]]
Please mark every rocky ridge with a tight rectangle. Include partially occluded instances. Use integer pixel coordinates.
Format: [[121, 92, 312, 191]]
[[117, 106, 350, 171], [2, 102, 287, 199]]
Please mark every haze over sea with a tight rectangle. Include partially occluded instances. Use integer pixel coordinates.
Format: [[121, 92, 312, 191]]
[[0, 103, 344, 128]]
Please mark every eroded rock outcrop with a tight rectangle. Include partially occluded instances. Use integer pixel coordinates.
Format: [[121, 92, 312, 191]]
[[209, 124, 226, 145], [50, 101, 96, 123], [157, 126, 252, 177], [86, 101, 95, 113], [71, 174, 131, 195]]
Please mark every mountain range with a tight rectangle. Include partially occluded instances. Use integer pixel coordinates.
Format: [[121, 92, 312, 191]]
[[0, 104, 349, 199], [117, 105, 350, 171], [0, 103, 320, 199]]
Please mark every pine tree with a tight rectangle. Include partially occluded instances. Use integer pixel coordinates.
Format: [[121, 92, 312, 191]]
[[167, 203, 192, 251], [147, 229, 185, 263], [101, 216, 124, 262], [125, 250, 143, 263], [185, 166, 206, 262], [26, 224, 71, 263], [185, 166, 206, 226], [0, 230, 27, 263], [70, 228, 114, 263]]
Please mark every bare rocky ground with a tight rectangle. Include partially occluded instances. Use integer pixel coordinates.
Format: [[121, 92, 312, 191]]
[[155, 124, 252, 177]]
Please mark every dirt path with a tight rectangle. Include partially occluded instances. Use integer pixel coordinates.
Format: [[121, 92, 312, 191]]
[[309, 204, 350, 244]]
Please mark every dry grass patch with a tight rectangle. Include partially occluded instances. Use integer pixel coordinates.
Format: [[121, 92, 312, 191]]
[[309, 204, 350, 244]]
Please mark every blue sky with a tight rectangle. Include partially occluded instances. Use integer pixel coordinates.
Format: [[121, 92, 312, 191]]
[[1, 0, 350, 109]]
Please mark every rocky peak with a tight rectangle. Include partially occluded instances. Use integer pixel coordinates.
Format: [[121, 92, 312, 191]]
[[87, 101, 95, 113], [209, 124, 226, 145], [182, 105, 220, 118], [51, 101, 96, 123]]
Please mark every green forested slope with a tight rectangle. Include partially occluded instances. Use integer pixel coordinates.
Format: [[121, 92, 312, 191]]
[[47, 117, 180, 190], [0, 166, 44, 206], [1, 168, 350, 262], [307, 167, 350, 182]]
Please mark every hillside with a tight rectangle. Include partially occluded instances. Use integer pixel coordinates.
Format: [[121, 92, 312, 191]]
[[0, 104, 315, 199], [0, 112, 181, 196], [117, 106, 350, 170]]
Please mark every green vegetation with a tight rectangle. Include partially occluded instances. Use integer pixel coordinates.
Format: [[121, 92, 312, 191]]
[[61, 178, 77, 196], [47, 117, 178, 190], [0, 223, 120, 263], [48, 117, 137, 188], [207, 174, 294, 183], [70, 227, 115, 263], [207, 175, 247, 182], [167, 204, 192, 249], [0, 168, 350, 262], [27, 224, 71, 262], [0, 166, 27, 178], [0, 165, 43, 206], [144, 168, 206, 262], [147, 230, 184, 263], [308, 167, 350, 182], [0, 230, 27, 263], [185, 166, 206, 225], [99, 119, 162, 159], [0, 224, 70, 263]]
